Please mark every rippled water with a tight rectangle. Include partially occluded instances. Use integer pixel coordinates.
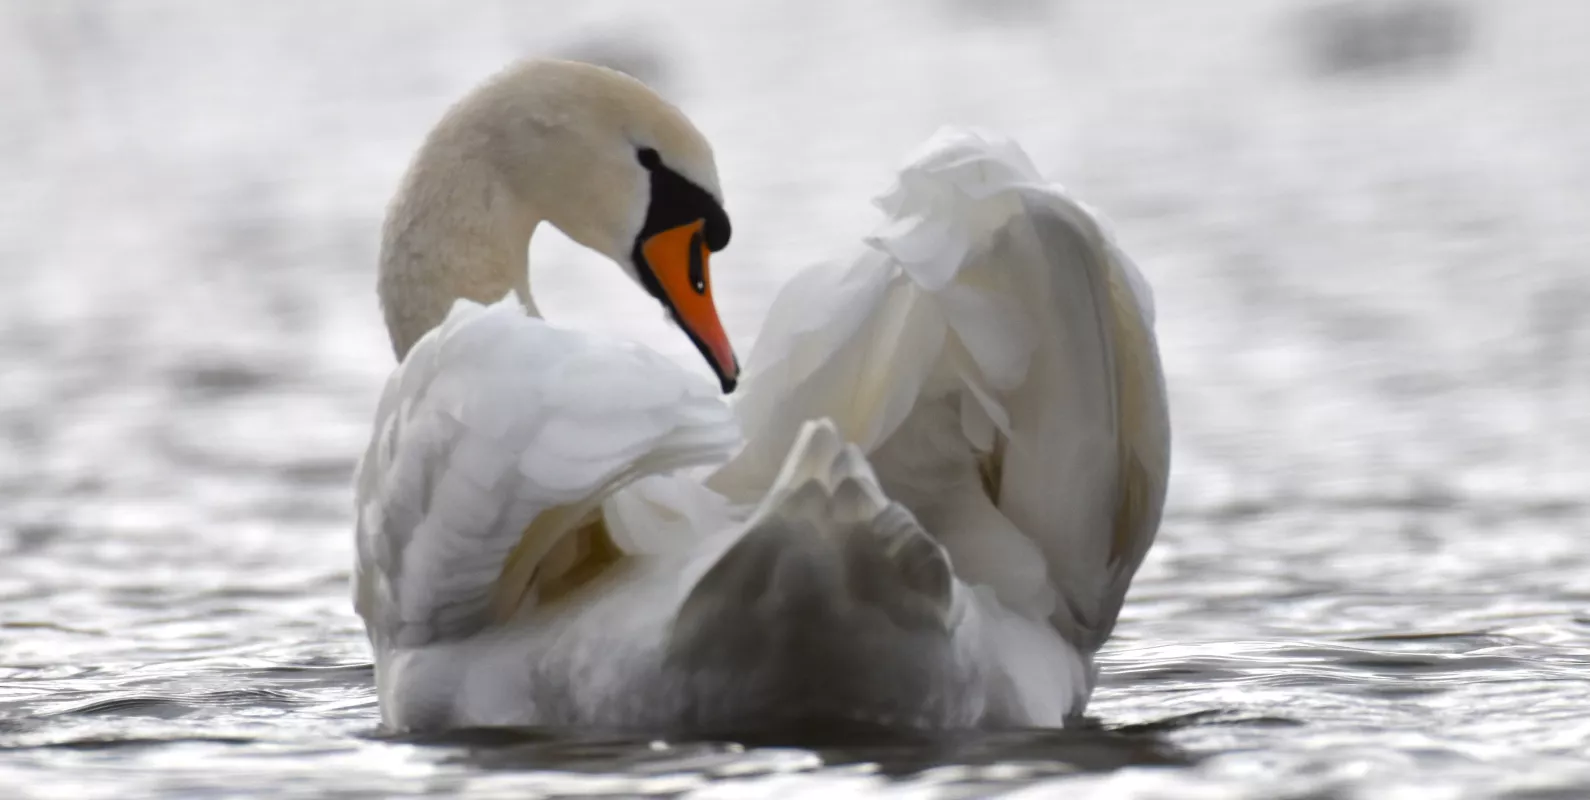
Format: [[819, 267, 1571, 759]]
[[3, 1, 1589, 797]]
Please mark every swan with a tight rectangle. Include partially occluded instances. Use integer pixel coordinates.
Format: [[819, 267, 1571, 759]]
[[354, 59, 1169, 733]]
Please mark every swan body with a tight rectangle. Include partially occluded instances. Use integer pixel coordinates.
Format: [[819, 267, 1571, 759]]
[[355, 59, 1168, 732]]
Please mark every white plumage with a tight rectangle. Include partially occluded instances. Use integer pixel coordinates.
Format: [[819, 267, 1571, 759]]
[[354, 60, 1168, 732], [713, 129, 1167, 652], [354, 299, 737, 651]]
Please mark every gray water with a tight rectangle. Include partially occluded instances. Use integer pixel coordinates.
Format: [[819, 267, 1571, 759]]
[[3, 1, 1589, 797]]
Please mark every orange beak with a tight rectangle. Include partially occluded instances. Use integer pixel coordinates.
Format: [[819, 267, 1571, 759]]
[[640, 220, 739, 393]]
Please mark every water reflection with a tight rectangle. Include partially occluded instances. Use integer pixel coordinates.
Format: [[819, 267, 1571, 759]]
[[396, 720, 1193, 780]]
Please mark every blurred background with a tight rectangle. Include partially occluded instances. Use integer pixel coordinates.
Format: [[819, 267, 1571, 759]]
[[2, 1, 1588, 797]]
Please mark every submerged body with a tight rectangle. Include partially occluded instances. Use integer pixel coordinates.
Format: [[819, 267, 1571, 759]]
[[355, 60, 1168, 732]]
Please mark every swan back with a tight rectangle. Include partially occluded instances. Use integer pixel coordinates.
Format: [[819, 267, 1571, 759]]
[[669, 419, 976, 729]]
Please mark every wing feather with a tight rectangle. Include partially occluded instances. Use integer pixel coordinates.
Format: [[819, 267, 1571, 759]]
[[355, 297, 737, 650], [715, 128, 1168, 652]]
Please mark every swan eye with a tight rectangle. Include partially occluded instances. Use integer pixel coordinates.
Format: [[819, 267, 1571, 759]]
[[688, 228, 707, 295], [637, 147, 662, 169]]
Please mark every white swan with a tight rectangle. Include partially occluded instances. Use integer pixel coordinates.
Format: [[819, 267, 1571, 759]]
[[354, 59, 1169, 732]]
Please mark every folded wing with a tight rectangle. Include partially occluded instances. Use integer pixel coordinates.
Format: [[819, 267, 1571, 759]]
[[354, 297, 738, 651]]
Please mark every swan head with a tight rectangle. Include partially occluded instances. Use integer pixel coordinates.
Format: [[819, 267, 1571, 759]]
[[453, 59, 738, 391]]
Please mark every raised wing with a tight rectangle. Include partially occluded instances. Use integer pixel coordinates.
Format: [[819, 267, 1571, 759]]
[[354, 297, 737, 651], [712, 128, 1168, 652]]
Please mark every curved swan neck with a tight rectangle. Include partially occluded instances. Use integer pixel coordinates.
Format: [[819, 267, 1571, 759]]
[[377, 126, 544, 361], [375, 59, 727, 362]]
